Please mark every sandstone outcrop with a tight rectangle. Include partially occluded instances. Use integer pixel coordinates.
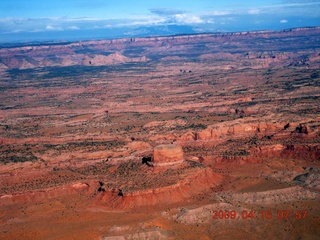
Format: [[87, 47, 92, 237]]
[[98, 168, 222, 209], [194, 119, 318, 141], [251, 144, 320, 160], [153, 144, 184, 166], [0, 181, 93, 206], [126, 141, 151, 152], [0, 27, 319, 239], [1, 27, 319, 69], [82, 53, 128, 65]]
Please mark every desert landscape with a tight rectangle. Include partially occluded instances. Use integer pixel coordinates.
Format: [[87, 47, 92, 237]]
[[0, 27, 319, 239]]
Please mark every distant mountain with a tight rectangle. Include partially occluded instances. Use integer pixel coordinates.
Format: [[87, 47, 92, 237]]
[[123, 25, 197, 37], [1, 25, 199, 43], [1, 27, 319, 70]]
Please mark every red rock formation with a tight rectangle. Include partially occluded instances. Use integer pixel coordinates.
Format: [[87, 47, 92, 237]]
[[1, 27, 319, 69], [180, 131, 196, 141], [0, 181, 93, 206], [251, 144, 320, 160], [98, 168, 222, 209], [194, 120, 309, 141], [82, 53, 131, 66], [153, 144, 184, 166], [127, 141, 151, 152]]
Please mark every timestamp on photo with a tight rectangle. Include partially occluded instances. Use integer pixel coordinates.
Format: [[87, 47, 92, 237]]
[[212, 210, 307, 220]]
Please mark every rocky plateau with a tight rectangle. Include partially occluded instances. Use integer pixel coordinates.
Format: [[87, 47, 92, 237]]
[[0, 27, 319, 239]]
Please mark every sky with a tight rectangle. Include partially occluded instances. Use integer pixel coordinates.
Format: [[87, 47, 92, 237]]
[[0, 0, 320, 42]]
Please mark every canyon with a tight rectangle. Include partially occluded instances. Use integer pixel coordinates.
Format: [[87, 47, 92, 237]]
[[0, 27, 319, 239]]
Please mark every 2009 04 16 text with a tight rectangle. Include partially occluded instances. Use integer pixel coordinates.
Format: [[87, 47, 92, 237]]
[[212, 210, 307, 220]]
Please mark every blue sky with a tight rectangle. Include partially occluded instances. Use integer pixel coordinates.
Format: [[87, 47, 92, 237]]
[[1, 0, 320, 42]]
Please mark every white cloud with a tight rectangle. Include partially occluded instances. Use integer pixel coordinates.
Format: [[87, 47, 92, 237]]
[[280, 19, 288, 23], [101, 16, 167, 27], [149, 8, 205, 25], [130, 16, 167, 26], [150, 8, 186, 16], [251, 2, 320, 17], [210, 10, 231, 16], [248, 9, 262, 14], [174, 14, 203, 24], [62, 17, 98, 22], [11, 29, 24, 33], [68, 26, 80, 30], [46, 25, 63, 31], [2, 28, 25, 34]]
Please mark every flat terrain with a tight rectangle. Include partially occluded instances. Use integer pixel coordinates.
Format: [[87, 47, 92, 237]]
[[0, 28, 320, 239]]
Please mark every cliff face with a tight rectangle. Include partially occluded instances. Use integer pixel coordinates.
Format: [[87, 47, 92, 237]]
[[153, 144, 184, 166], [0, 27, 319, 240], [0, 27, 319, 69], [0, 168, 223, 210]]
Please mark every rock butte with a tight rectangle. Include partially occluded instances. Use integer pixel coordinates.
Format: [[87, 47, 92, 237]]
[[0, 28, 319, 239], [153, 144, 184, 166]]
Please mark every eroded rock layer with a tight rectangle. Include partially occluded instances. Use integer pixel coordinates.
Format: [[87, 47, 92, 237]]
[[0, 28, 319, 239], [153, 144, 184, 166]]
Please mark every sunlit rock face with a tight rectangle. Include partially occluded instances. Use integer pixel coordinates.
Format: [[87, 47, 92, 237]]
[[153, 144, 184, 166]]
